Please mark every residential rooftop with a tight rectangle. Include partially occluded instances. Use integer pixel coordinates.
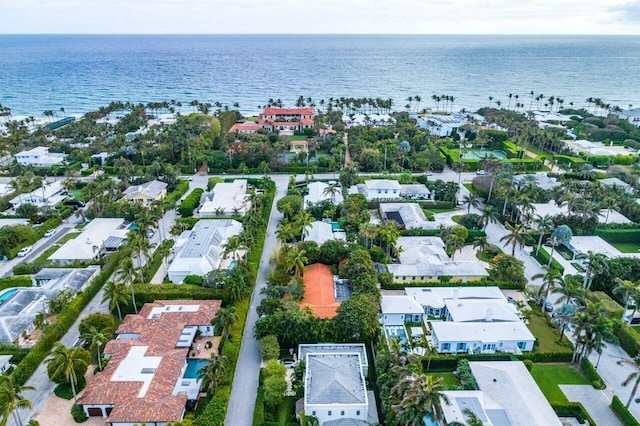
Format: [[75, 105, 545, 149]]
[[304, 352, 367, 406]]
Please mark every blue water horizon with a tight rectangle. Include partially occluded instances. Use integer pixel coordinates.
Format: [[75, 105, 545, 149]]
[[1, 34, 638, 117]]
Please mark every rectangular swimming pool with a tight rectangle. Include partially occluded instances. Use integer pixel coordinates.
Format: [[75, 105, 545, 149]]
[[384, 325, 408, 347], [184, 359, 209, 379]]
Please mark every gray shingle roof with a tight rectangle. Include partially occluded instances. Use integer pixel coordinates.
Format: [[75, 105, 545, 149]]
[[305, 353, 366, 405]]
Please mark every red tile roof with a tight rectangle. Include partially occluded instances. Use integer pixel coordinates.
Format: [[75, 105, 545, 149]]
[[261, 107, 315, 116], [319, 128, 337, 135], [78, 300, 221, 424], [228, 122, 261, 133], [301, 263, 341, 319]]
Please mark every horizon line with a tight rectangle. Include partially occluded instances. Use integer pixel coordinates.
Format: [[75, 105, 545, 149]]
[[1, 33, 639, 36]]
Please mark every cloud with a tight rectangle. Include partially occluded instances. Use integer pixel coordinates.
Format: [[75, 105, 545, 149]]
[[608, 1, 640, 22]]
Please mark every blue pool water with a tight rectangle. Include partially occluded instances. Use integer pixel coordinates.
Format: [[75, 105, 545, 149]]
[[0, 288, 18, 304], [423, 414, 439, 426], [184, 359, 209, 379], [128, 224, 139, 230], [330, 222, 340, 231], [229, 260, 237, 269], [384, 325, 408, 346]]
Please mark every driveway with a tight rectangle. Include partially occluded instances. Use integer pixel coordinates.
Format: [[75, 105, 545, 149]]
[[224, 175, 288, 426], [560, 385, 623, 426]]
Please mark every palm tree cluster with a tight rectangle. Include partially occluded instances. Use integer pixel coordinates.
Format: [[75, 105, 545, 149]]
[[276, 210, 314, 244], [376, 340, 450, 425], [431, 94, 456, 113], [358, 222, 400, 255], [0, 375, 34, 426]]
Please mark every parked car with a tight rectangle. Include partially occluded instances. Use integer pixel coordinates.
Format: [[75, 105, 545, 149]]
[[64, 199, 85, 208], [475, 170, 487, 175], [17, 246, 32, 257], [44, 229, 56, 237], [544, 301, 554, 312]]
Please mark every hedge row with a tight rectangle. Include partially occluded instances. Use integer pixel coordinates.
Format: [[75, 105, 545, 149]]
[[613, 321, 640, 358], [134, 284, 229, 306], [589, 291, 624, 319], [611, 395, 640, 426], [552, 402, 596, 425], [381, 280, 523, 291], [0, 275, 32, 291], [581, 358, 606, 389], [178, 188, 204, 217], [164, 180, 190, 209], [11, 251, 123, 385], [8, 216, 63, 259], [517, 352, 573, 363], [424, 354, 515, 372], [530, 247, 565, 274], [596, 228, 640, 244]]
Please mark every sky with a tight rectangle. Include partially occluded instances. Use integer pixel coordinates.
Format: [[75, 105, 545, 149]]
[[0, 0, 639, 34]]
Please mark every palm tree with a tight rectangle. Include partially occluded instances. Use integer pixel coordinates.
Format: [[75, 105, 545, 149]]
[[391, 374, 450, 425], [480, 206, 499, 230], [115, 257, 141, 314], [101, 281, 130, 320], [211, 306, 238, 342], [552, 275, 585, 306], [80, 326, 110, 371], [46, 343, 89, 404], [461, 193, 481, 214], [198, 354, 228, 393], [276, 221, 295, 244], [618, 356, 640, 408], [293, 210, 314, 239], [451, 161, 468, 188], [499, 222, 526, 256], [222, 235, 247, 262], [613, 279, 640, 324], [534, 215, 554, 256], [580, 251, 608, 289], [284, 248, 308, 278], [322, 183, 340, 204], [0, 376, 34, 426], [533, 266, 564, 306], [546, 225, 573, 268], [359, 223, 379, 249], [472, 235, 490, 254]]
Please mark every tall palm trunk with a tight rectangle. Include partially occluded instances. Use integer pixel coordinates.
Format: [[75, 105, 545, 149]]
[[536, 233, 544, 256], [627, 380, 640, 408], [131, 288, 137, 314], [70, 372, 78, 405]]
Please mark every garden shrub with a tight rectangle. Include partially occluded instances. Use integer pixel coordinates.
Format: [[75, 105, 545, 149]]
[[71, 403, 88, 423], [581, 358, 605, 389], [0, 276, 32, 291], [552, 402, 596, 425], [178, 188, 204, 217]]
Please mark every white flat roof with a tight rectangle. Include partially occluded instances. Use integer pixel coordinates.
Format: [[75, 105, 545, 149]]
[[199, 180, 248, 214], [405, 286, 504, 308], [431, 322, 534, 343], [111, 346, 161, 398], [304, 181, 344, 206], [532, 201, 631, 224], [49, 218, 128, 261], [380, 295, 423, 315], [304, 221, 346, 246], [444, 299, 520, 322], [569, 235, 639, 258], [469, 361, 562, 426]]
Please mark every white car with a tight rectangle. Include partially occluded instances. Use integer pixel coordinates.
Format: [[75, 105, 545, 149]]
[[44, 229, 55, 237], [17, 246, 33, 257], [475, 170, 488, 175]]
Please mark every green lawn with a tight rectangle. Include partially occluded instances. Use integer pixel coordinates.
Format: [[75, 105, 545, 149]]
[[527, 310, 573, 353], [70, 189, 85, 201], [428, 372, 461, 390], [612, 242, 640, 254], [276, 396, 297, 425], [30, 231, 81, 264], [530, 364, 589, 403]]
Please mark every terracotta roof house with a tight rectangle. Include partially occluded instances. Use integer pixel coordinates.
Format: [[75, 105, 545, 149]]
[[259, 107, 315, 133], [301, 264, 342, 319], [78, 300, 221, 425], [228, 121, 261, 134]]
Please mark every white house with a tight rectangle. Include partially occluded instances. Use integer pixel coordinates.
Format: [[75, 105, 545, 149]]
[[442, 362, 562, 426], [0, 266, 99, 345], [399, 184, 431, 200], [10, 180, 67, 209], [199, 180, 249, 217], [78, 300, 220, 424], [15, 146, 66, 167], [349, 179, 401, 200], [302, 348, 369, 426], [304, 181, 344, 208], [599, 177, 634, 194], [416, 113, 468, 137], [617, 106, 640, 127], [380, 295, 424, 325], [431, 322, 534, 354], [303, 221, 346, 246], [48, 218, 129, 263], [531, 200, 632, 225], [379, 203, 435, 230], [167, 219, 243, 283], [386, 237, 489, 283]]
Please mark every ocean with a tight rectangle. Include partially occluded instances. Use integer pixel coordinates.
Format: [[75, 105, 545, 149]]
[[0, 34, 639, 117]]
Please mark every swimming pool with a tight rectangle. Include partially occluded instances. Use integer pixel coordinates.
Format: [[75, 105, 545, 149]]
[[229, 260, 237, 269], [384, 325, 408, 346], [184, 359, 209, 379], [330, 222, 341, 231], [0, 288, 18, 304], [460, 149, 507, 160]]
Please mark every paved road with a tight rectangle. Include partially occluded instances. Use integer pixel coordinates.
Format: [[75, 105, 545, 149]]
[[11, 279, 112, 426], [560, 385, 623, 426], [225, 175, 288, 426]]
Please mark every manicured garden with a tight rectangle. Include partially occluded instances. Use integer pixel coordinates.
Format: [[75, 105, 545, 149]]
[[427, 372, 461, 390], [612, 242, 640, 254], [526, 310, 573, 354], [530, 364, 589, 402]]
